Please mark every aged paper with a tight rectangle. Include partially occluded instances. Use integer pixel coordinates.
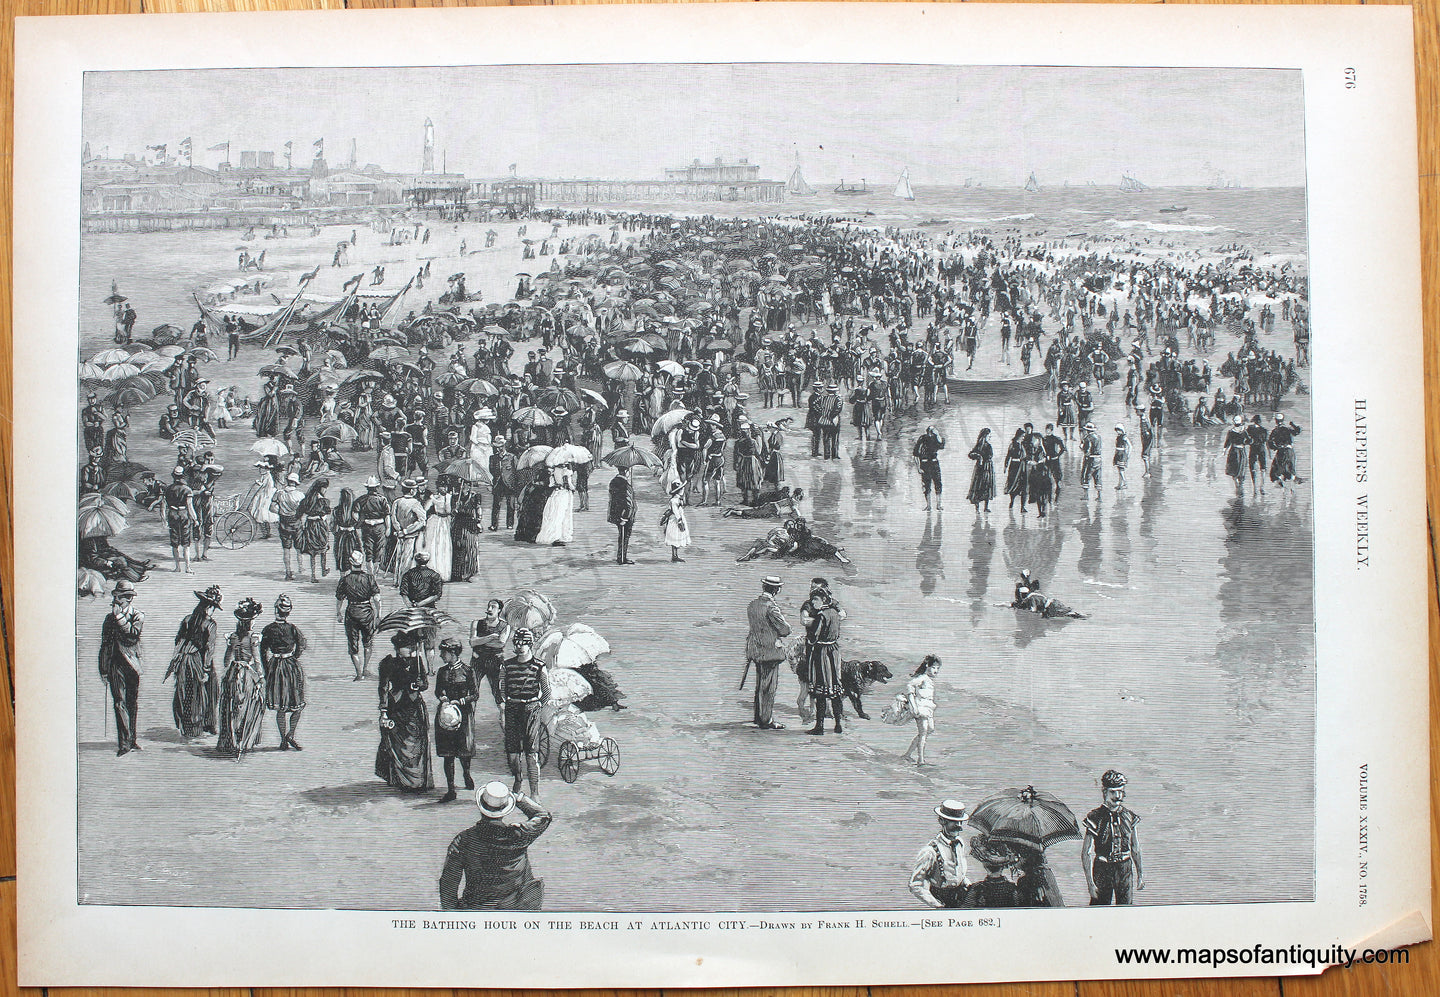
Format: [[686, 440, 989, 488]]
[[13, 2, 1429, 986]]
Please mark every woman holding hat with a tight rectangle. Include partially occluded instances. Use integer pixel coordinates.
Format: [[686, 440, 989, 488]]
[[434, 636, 480, 803], [375, 631, 433, 792], [165, 586, 222, 738], [660, 480, 691, 562], [217, 597, 266, 758]]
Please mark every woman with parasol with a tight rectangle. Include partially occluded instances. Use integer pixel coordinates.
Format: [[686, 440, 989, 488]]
[[968, 785, 1080, 908], [450, 477, 484, 582], [296, 477, 333, 582], [252, 375, 281, 439], [165, 586, 222, 738], [375, 629, 434, 792], [424, 475, 456, 580], [534, 459, 577, 547], [217, 597, 266, 758], [242, 454, 283, 540]]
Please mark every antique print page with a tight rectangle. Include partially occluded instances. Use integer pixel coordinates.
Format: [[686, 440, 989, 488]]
[[12, 2, 1430, 987]]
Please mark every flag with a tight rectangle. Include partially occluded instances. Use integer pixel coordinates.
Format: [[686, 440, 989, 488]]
[[207, 141, 229, 152], [298, 265, 320, 286], [145, 143, 167, 165], [177, 137, 192, 167], [312, 138, 324, 159], [341, 273, 363, 291], [509, 163, 517, 174], [284, 141, 293, 151]]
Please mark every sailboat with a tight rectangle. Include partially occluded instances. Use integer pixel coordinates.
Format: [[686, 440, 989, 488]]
[[1120, 174, 1148, 192], [1024, 172, 1040, 193], [834, 178, 869, 196], [787, 157, 816, 196], [893, 168, 915, 201]]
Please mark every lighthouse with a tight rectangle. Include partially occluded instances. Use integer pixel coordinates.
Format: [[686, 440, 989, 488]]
[[422, 117, 435, 174]]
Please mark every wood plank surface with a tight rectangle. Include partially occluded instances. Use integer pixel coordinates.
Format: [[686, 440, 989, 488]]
[[2, 1, 1436, 996]]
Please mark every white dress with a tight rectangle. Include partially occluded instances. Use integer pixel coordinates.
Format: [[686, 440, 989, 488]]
[[468, 422, 493, 480], [663, 495, 691, 548], [423, 492, 454, 581], [535, 467, 576, 544], [243, 470, 280, 524], [906, 673, 936, 730]]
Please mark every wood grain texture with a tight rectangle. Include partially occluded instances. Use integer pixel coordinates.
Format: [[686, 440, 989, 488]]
[[1, 1, 1435, 996]]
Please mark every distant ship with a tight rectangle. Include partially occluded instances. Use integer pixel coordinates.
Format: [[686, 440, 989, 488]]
[[787, 160, 816, 196], [1120, 174, 1148, 192], [1159, 205, 1188, 214], [1024, 172, 1040, 193], [893, 168, 915, 201], [963, 178, 974, 189], [834, 178, 869, 196]]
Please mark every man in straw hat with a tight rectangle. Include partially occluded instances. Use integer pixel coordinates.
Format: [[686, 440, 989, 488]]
[[607, 464, 637, 565], [439, 782, 552, 910], [270, 470, 305, 581], [355, 476, 391, 578], [1082, 769, 1144, 905], [336, 549, 383, 680], [910, 800, 971, 908], [743, 576, 791, 730], [390, 478, 427, 586], [98, 579, 145, 756], [162, 466, 198, 574], [1078, 422, 1103, 499]]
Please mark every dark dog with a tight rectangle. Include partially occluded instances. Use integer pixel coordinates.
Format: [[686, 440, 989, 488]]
[[841, 659, 892, 719]]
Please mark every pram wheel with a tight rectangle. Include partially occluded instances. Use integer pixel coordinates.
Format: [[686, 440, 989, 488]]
[[531, 716, 551, 767], [598, 737, 620, 776], [558, 741, 581, 783]]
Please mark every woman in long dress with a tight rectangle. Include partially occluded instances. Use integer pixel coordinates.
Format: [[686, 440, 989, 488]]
[[353, 390, 375, 452], [332, 487, 361, 572], [252, 378, 280, 438], [217, 596, 266, 757], [375, 631, 433, 792], [1002, 427, 1028, 511], [535, 463, 577, 546], [763, 424, 786, 488], [468, 413, 493, 476], [450, 478, 484, 582], [165, 586, 222, 738], [900, 654, 940, 766], [661, 480, 691, 562], [433, 636, 479, 803], [104, 403, 129, 467], [424, 477, 456, 579], [242, 456, 282, 539], [966, 428, 995, 511], [296, 476, 332, 581]]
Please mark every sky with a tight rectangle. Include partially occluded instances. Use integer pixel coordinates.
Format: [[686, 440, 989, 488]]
[[83, 64, 1307, 187]]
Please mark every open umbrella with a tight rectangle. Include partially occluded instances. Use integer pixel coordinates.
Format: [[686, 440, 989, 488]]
[[700, 338, 734, 353], [654, 359, 686, 377], [171, 428, 216, 450], [125, 350, 163, 367], [103, 287, 127, 305], [317, 420, 357, 442], [99, 363, 141, 382], [89, 347, 135, 366], [78, 492, 129, 538], [455, 378, 500, 397], [369, 345, 413, 364], [650, 408, 693, 437], [967, 787, 1081, 851], [434, 369, 466, 388], [376, 606, 458, 634], [602, 360, 643, 382], [181, 347, 219, 362], [502, 589, 556, 634], [249, 438, 289, 458], [259, 363, 299, 381], [534, 623, 611, 670], [274, 345, 299, 358], [534, 386, 581, 412], [78, 362, 109, 382], [516, 445, 554, 470], [716, 360, 759, 378], [510, 406, 555, 428], [577, 388, 608, 409], [105, 385, 156, 408], [619, 338, 660, 357], [482, 324, 509, 337], [438, 458, 491, 484], [546, 443, 592, 467], [603, 444, 664, 470]]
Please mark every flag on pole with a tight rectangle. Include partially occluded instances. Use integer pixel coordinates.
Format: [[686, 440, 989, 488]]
[[145, 143, 167, 165], [177, 137, 192, 167], [341, 273, 363, 291], [312, 138, 324, 160], [207, 141, 229, 152], [509, 163, 518, 175], [298, 266, 320, 286]]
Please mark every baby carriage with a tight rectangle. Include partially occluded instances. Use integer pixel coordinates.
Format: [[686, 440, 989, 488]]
[[530, 671, 621, 784]]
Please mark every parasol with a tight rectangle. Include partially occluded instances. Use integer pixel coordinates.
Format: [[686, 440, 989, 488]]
[[577, 388, 608, 409], [602, 360, 643, 382], [89, 348, 135, 366], [259, 363, 299, 381], [181, 347, 219, 362], [369, 345, 413, 364], [105, 385, 155, 408], [78, 492, 130, 538], [516, 445, 553, 471], [455, 378, 500, 397], [78, 362, 109, 381], [438, 459, 491, 484], [126, 351, 164, 368], [534, 623, 611, 670], [434, 370, 466, 388], [317, 420, 357, 442], [99, 363, 141, 382], [603, 444, 664, 470], [274, 345, 299, 357], [249, 438, 290, 458], [619, 338, 661, 356], [534, 386, 581, 412], [323, 350, 348, 369], [511, 406, 555, 428], [546, 443, 592, 467], [650, 408, 692, 437], [376, 606, 459, 634], [655, 359, 685, 377], [501, 589, 557, 634], [967, 786, 1081, 851], [483, 325, 508, 337], [171, 428, 216, 450], [700, 338, 735, 353]]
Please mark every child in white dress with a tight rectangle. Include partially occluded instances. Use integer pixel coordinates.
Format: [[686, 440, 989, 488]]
[[901, 654, 941, 766]]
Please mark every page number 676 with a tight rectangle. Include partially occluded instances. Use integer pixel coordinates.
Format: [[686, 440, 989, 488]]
[[1345, 68, 1358, 89]]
